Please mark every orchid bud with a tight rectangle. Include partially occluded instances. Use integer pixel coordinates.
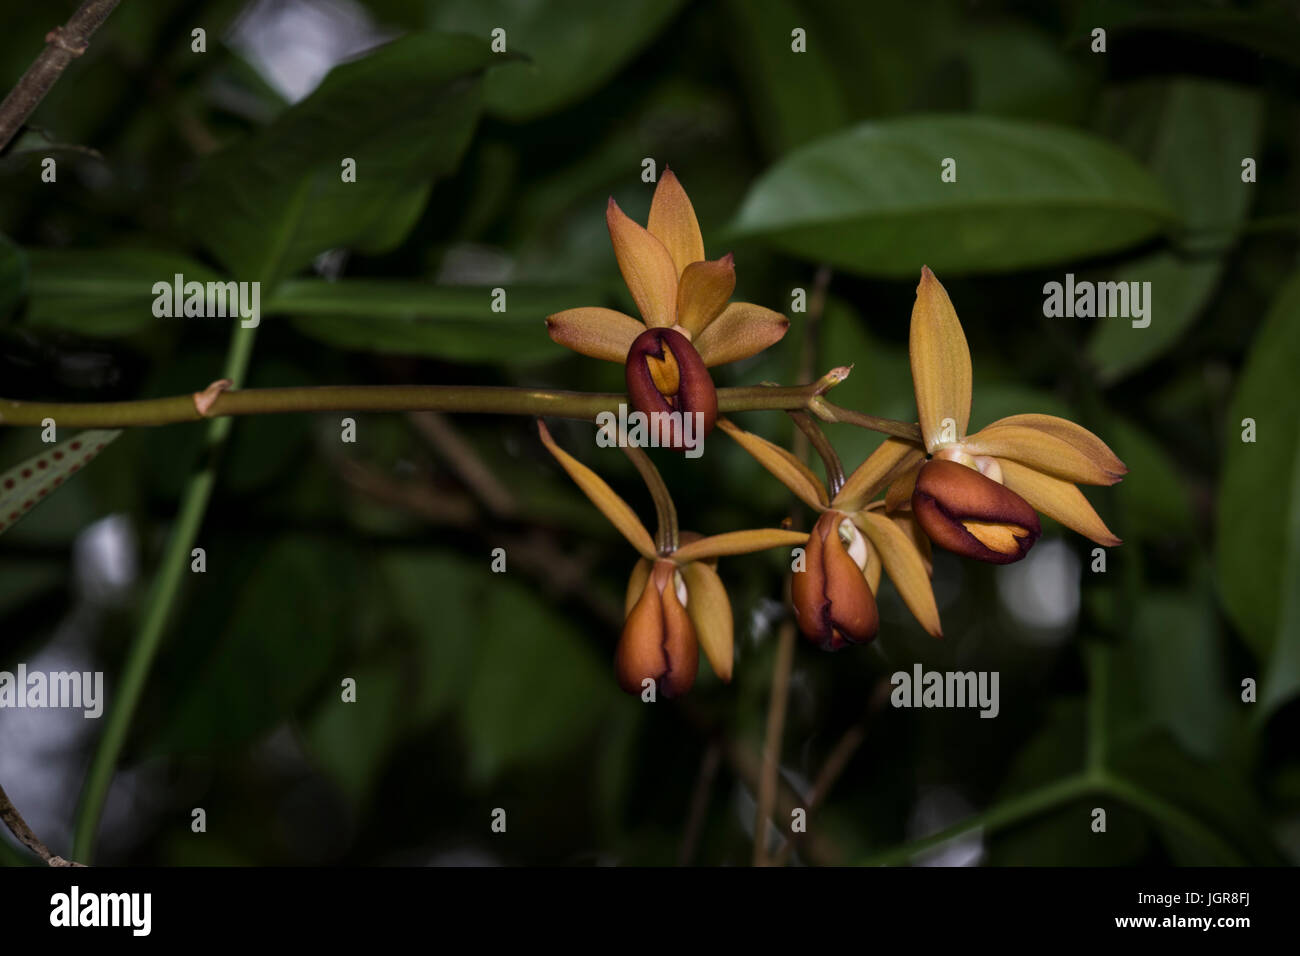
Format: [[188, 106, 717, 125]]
[[616, 558, 699, 697], [911, 459, 1040, 564], [625, 327, 718, 452], [791, 510, 879, 651]]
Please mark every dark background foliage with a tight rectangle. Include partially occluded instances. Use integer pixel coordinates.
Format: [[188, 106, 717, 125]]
[[1, 0, 1297, 866]]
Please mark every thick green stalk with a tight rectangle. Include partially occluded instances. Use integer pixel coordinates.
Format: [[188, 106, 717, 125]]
[[71, 326, 258, 861], [0, 377, 920, 438]]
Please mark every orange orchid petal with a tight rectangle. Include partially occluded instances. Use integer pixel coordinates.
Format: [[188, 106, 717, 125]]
[[537, 420, 658, 560], [890, 509, 933, 576], [885, 464, 921, 512], [545, 307, 645, 362], [693, 301, 790, 367], [646, 169, 706, 277], [624, 557, 653, 617], [607, 198, 679, 328], [982, 413, 1127, 479], [999, 459, 1122, 546], [855, 510, 942, 637], [965, 424, 1123, 486], [680, 561, 734, 682], [671, 528, 808, 564], [833, 438, 927, 512], [676, 255, 736, 337], [717, 418, 828, 510], [909, 266, 972, 452]]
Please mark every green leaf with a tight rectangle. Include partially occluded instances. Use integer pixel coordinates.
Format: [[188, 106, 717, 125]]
[[724, 0, 851, 156], [269, 278, 607, 363], [461, 575, 622, 784], [1216, 273, 1300, 716], [156, 539, 355, 751], [175, 33, 493, 286], [429, 0, 687, 121], [963, 22, 1092, 124], [728, 115, 1176, 277], [300, 659, 405, 806], [1088, 78, 1262, 382], [1108, 417, 1194, 543], [1123, 588, 1228, 761], [24, 249, 224, 336]]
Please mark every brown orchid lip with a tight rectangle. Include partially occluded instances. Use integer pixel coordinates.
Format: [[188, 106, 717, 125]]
[[625, 327, 718, 452], [911, 459, 1040, 565], [616, 559, 698, 697], [792, 510, 879, 651]]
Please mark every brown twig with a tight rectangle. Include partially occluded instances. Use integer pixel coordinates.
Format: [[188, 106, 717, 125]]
[[752, 266, 833, 866], [0, 781, 84, 867], [678, 741, 721, 866], [0, 0, 121, 152], [408, 411, 519, 519]]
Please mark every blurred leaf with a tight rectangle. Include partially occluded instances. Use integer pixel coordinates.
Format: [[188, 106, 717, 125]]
[[729, 115, 1175, 276], [176, 33, 493, 285], [300, 659, 405, 805], [724, 0, 851, 155], [383, 551, 486, 727], [461, 575, 622, 784], [158, 539, 355, 751], [1110, 729, 1282, 864], [270, 278, 607, 362], [1125, 588, 1228, 761], [1217, 273, 1300, 716], [1107, 417, 1194, 543], [1088, 78, 1262, 382], [1073, 0, 1300, 67], [25, 249, 222, 336], [963, 22, 1092, 124], [429, 0, 687, 120], [0, 233, 27, 319]]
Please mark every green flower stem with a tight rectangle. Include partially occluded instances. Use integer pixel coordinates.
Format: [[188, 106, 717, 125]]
[[622, 443, 677, 554], [0, 377, 921, 439], [788, 410, 845, 497], [71, 325, 258, 862]]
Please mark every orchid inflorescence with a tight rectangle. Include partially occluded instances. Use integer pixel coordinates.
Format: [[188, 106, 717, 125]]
[[541, 172, 1127, 698]]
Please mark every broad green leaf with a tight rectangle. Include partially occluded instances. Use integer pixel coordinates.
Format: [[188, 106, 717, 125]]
[[1126, 589, 1228, 761], [1108, 418, 1193, 543], [156, 539, 356, 751], [429, 0, 687, 120], [1088, 78, 1262, 382], [724, 0, 851, 155], [175, 33, 493, 286], [24, 249, 223, 336], [1217, 273, 1300, 716], [963, 22, 1092, 124], [271, 278, 609, 362], [0, 233, 27, 319], [1109, 729, 1282, 865], [729, 115, 1176, 276], [300, 659, 405, 806], [461, 575, 622, 784]]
